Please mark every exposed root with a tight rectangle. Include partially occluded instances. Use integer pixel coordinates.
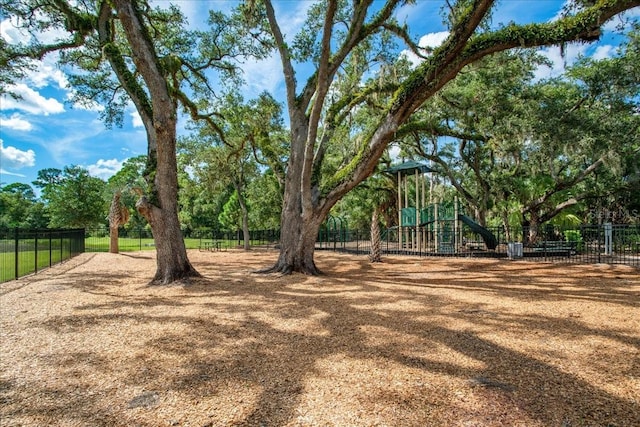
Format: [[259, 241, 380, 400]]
[[254, 262, 321, 276], [148, 267, 202, 286]]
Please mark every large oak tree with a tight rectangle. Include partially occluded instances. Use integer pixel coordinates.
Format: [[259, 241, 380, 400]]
[[244, 0, 640, 274], [1, 0, 244, 283]]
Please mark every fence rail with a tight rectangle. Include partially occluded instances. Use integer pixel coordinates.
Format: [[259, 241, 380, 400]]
[[0, 228, 85, 283]]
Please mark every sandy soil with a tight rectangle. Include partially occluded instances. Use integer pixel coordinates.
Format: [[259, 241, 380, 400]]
[[1, 250, 639, 427]]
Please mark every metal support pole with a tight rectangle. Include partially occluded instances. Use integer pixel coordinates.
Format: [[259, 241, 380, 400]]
[[454, 196, 459, 253], [415, 169, 420, 253], [34, 232, 38, 274], [49, 229, 52, 267], [14, 228, 19, 280], [397, 171, 402, 251]]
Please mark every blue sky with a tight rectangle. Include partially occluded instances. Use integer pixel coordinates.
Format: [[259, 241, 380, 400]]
[[1, 1, 637, 189]]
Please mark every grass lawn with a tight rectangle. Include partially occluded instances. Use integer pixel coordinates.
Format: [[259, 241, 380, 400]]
[[0, 248, 71, 282]]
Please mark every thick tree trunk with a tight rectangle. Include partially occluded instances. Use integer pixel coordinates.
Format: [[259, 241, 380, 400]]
[[137, 194, 200, 285], [136, 124, 200, 284], [501, 210, 512, 242], [522, 214, 541, 245], [262, 133, 325, 274], [241, 215, 251, 251], [267, 211, 322, 275], [111, 0, 200, 285]]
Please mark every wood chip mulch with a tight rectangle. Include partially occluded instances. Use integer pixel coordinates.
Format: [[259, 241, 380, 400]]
[[1, 250, 638, 426]]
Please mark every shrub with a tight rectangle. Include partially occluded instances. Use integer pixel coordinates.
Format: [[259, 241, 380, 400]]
[[564, 229, 584, 252]]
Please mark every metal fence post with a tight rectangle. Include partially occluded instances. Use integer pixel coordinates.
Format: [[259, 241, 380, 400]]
[[34, 231, 38, 274], [14, 228, 19, 280], [49, 229, 53, 267], [597, 224, 601, 264]]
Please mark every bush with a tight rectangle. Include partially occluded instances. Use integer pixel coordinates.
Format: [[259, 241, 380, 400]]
[[564, 229, 584, 252]]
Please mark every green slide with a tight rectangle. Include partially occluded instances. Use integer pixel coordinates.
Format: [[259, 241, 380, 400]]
[[458, 214, 498, 250]]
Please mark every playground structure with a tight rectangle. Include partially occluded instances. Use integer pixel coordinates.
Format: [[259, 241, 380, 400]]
[[315, 162, 636, 263], [389, 161, 498, 254], [316, 162, 499, 255]]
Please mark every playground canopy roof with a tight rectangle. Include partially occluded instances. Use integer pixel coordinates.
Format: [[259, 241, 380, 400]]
[[385, 161, 434, 176]]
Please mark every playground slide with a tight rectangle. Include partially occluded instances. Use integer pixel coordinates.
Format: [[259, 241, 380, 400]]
[[458, 214, 498, 250]]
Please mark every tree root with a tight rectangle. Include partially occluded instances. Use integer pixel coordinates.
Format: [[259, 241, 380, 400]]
[[254, 262, 322, 276], [148, 267, 202, 286]]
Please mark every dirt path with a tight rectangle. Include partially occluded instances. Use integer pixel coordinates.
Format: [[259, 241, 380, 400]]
[[1, 250, 638, 426]]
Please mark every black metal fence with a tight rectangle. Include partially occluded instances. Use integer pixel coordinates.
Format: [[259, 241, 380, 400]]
[[83, 227, 281, 252], [315, 223, 640, 268], [3, 223, 636, 283], [0, 228, 85, 283]]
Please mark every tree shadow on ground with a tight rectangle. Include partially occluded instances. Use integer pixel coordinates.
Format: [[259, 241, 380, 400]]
[[3, 252, 639, 426]]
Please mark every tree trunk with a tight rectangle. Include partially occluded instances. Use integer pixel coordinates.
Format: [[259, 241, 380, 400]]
[[241, 213, 251, 251], [268, 211, 323, 275], [137, 193, 199, 284], [135, 123, 200, 285], [262, 140, 324, 275], [112, 0, 200, 285], [234, 182, 251, 251], [370, 209, 382, 263], [109, 226, 119, 254], [501, 210, 512, 242], [523, 214, 542, 245]]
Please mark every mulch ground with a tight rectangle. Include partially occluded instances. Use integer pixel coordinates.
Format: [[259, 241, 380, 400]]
[[1, 250, 638, 426]]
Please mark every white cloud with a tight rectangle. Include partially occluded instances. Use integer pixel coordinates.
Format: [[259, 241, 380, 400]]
[[0, 17, 30, 44], [241, 54, 284, 96], [65, 89, 105, 112], [1, 83, 65, 115], [533, 43, 589, 81], [388, 144, 401, 162], [592, 45, 615, 60], [1, 15, 73, 47], [2, 17, 70, 94], [38, 117, 105, 164], [419, 32, 450, 49], [0, 114, 32, 131], [0, 168, 27, 178], [26, 57, 69, 90], [277, 1, 314, 43], [130, 111, 144, 128], [399, 31, 450, 67], [86, 158, 125, 180], [0, 139, 36, 169], [604, 6, 640, 31]]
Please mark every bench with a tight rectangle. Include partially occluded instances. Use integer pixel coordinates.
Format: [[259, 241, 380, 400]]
[[531, 241, 577, 254]]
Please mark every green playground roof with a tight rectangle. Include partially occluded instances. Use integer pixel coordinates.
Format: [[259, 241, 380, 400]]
[[384, 161, 434, 176]]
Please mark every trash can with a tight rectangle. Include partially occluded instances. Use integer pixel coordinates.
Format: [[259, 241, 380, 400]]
[[507, 242, 523, 259]]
